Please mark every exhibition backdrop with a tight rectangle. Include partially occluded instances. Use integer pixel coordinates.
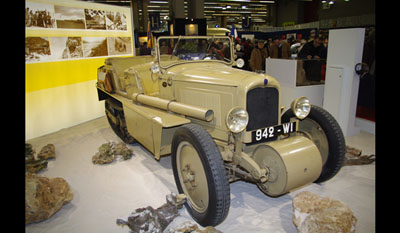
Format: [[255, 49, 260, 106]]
[[26, 0, 134, 140]]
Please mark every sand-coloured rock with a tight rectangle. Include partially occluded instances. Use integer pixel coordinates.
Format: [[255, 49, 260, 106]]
[[25, 143, 48, 173], [293, 191, 357, 233], [166, 221, 223, 233], [25, 173, 74, 224], [92, 142, 133, 164], [113, 142, 133, 160], [37, 144, 56, 160], [92, 142, 115, 164]]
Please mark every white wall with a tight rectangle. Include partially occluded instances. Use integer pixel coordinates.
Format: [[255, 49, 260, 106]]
[[26, 80, 105, 140]]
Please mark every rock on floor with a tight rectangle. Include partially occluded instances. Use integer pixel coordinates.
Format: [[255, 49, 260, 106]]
[[25, 172, 74, 224], [292, 191, 357, 233], [92, 142, 133, 164], [166, 221, 223, 233], [37, 144, 56, 160], [25, 143, 48, 173], [116, 193, 186, 233]]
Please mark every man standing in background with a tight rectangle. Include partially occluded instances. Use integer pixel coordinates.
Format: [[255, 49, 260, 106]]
[[250, 39, 269, 72], [269, 36, 291, 59]]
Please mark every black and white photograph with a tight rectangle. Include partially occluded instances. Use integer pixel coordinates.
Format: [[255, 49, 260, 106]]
[[25, 1, 56, 28], [83, 37, 108, 57], [54, 5, 86, 29], [107, 37, 132, 55], [105, 11, 127, 31], [25, 37, 51, 62], [26, 1, 133, 63], [49, 37, 83, 60], [84, 9, 106, 30]]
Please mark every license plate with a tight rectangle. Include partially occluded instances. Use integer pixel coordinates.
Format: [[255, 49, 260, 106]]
[[252, 122, 297, 143]]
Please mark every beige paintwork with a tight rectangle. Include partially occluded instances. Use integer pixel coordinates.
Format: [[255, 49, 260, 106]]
[[96, 35, 323, 196], [252, 136, 322, 196], [132, 93, 214, 122]]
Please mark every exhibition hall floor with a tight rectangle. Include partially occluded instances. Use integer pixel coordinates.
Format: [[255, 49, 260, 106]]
[[26, 116, 375, 233]]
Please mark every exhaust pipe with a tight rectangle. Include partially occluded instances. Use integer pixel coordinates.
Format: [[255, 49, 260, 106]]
[[132, 93, 214, 122]]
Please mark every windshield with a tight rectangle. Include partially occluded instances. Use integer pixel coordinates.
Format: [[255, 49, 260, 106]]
[[157, 36, 233, 68]]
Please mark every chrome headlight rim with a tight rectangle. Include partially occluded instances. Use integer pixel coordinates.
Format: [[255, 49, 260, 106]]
[[226, 107, 249, 133], [291, 96, 311, 120], [235, 58, 245, 68]]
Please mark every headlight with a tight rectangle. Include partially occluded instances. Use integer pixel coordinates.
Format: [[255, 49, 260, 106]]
[[226, 107, 249, 133], [291, 96, 311, 119], [235, 58, 245, 68]]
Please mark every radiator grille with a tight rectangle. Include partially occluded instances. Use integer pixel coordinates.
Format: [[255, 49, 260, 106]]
[[246, 87, 279, 131]]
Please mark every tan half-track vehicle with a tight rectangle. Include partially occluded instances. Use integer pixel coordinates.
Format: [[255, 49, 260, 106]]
[[96, 36, 345, 227]]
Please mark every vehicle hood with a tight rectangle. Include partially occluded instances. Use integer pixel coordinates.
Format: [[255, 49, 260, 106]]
[[167, 62, 266, 87]]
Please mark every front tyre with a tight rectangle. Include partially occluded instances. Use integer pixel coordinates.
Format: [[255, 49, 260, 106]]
[[282, 105, 345, 183], [171, 124, 230, 227]]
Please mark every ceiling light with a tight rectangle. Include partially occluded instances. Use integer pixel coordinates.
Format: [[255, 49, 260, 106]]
[[329, 0, 334, 4], [149, 1, 167, 3]]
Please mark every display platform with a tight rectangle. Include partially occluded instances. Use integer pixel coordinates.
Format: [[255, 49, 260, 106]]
[[26, 116, 375, 233]]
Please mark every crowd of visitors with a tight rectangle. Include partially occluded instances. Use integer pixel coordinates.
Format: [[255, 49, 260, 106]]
[[242, 34, 327, 72]]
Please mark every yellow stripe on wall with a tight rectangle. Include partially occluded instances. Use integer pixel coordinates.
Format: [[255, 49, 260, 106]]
[[25, 58, 106, 93]]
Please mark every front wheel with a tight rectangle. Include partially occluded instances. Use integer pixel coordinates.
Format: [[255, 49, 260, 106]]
[[171, 124, 230, 227], [282, 105, 345, 183]]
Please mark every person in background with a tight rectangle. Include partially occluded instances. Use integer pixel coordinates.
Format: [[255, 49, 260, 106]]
[[140, 42, 151, 55], [298, 39, 307, 53], [250, 39, 269, 72], [159, 41, 171, 54], [269, 36, 292, 59], [222, 41, 231, 59], [297, 35, 327, 60], [321, 37, 328, 59], [297, 35, 327, 82], [198, 39, 208, 53], [265, 38, 272, 56]]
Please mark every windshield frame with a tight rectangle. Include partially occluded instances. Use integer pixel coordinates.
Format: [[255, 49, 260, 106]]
[[156, 35, 234, 69]]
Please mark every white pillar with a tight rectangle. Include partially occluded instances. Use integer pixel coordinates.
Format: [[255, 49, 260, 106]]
[[323, 28, 365, 136]]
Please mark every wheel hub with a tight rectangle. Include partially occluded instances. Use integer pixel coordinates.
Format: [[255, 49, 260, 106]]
[[182, 164, 197, 191]]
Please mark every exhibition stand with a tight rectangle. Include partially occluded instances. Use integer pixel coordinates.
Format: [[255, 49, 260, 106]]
[[267, 28, 372, 137], [265, 58, 325, 110]]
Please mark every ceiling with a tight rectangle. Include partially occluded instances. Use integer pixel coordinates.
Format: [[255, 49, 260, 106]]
[[79, 0, 275, 26]]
